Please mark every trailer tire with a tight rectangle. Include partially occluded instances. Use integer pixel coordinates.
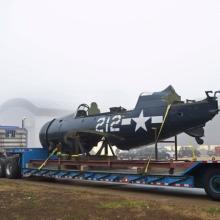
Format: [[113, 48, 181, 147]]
[[5, 157, 21, 179], [204, 168, 220, 201], [0, 159, 6, 178]]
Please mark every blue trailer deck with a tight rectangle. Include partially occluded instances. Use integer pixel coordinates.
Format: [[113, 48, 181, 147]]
[[0, 147, 220, 201]]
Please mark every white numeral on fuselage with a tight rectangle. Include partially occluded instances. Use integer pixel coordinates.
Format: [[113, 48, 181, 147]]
[[110, 115, 121, 132], [96, 115, 122, 133], [96, 117, 105, 132]]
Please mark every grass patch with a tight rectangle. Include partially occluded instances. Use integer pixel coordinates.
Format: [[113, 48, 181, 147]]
[[206, 207, 220, 216], [97, 200, 149, 209]]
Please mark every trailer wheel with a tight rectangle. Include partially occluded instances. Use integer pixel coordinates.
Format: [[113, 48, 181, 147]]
[[5, 157, 21, 179], [204, 168, 220, 201], [0, 159, 6, 178]]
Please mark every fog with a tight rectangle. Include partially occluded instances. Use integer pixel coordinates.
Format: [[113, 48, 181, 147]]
[[0, 1, 219, 108]]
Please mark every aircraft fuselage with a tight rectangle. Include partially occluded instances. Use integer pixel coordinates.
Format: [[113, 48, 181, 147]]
[[40, 87, 219, 154]]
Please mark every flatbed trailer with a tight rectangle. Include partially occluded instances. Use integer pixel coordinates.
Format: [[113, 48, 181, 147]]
[[0, 148, 220, 201]]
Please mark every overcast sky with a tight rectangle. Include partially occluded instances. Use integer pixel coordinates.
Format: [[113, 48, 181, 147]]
[[0, 0, 220, 111]]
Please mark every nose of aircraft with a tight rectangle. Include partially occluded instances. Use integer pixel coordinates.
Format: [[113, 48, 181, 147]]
[[39, 120, 52, 148]]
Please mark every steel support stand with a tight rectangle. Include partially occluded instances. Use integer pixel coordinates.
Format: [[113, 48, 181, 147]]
[[154, 128, 158, 161], [174, 135, 178, 161]]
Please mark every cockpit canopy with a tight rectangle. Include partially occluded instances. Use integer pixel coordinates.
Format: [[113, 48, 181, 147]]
[[75, 102, 127, 118], [76, 102, 101, 118]]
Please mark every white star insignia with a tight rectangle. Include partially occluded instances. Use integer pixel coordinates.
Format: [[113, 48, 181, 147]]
[[132, 110, 150, 132]]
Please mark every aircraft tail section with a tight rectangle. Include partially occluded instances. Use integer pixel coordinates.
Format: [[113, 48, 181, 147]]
[[135, 85, 181, 109]]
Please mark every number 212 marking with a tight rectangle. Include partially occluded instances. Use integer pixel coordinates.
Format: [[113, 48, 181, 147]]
[[96, 115, 122, 132]]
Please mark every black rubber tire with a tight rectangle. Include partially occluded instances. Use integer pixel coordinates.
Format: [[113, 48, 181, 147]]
[[204, 168, 220, 201], [5, 157, 21, 179], [0, 158, 6, 178]]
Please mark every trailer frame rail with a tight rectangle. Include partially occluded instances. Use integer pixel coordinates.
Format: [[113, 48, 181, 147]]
[[22, 168, 194, 188]]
